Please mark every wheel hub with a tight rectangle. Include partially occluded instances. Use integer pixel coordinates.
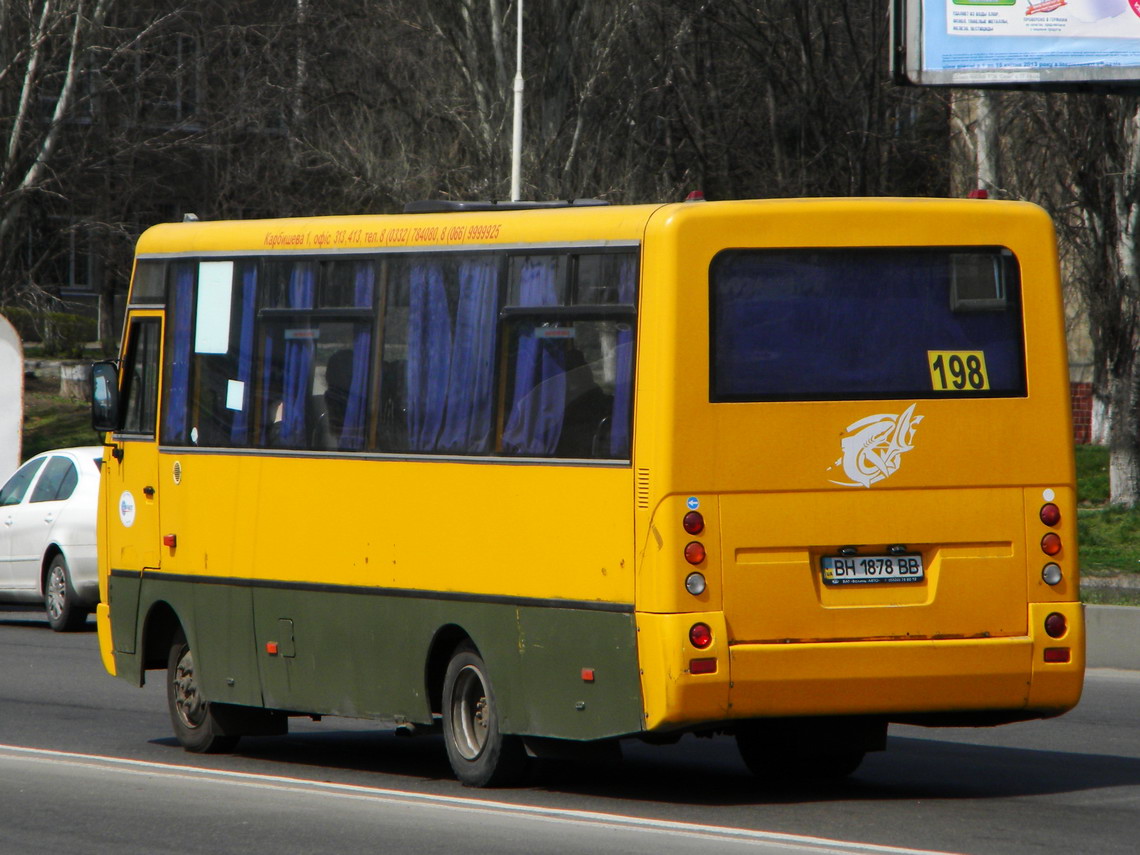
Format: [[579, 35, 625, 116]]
[[46, 566, 66, 621], [452, 665, 490, 760], [172, 650, 206, 729]]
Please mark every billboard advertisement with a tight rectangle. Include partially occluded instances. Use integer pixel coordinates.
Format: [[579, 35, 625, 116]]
[[895, 0, 1140, 87]]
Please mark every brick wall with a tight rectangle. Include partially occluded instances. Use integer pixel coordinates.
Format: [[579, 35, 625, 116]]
[[1071, 381, 1093, 444]]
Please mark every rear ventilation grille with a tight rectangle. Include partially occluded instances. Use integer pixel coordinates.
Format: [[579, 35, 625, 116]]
[[636, 468, 651, 509]]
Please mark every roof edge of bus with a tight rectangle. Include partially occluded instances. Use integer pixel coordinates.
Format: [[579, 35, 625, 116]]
[[403, 199, 611, 213]]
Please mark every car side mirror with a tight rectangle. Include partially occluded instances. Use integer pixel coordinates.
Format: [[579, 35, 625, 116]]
[[91, 361, 121, 433]]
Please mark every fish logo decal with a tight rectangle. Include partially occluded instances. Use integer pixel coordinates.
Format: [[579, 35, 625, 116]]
[[828, 404, 922, 488]]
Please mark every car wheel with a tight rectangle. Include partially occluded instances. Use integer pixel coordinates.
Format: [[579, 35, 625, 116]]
[[442, 642, 527, 787], [167, 632, 240, 754], [44, 554, 88, 632]]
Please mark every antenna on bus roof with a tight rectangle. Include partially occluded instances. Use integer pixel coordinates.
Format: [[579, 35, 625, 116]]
[[404, 199, 609, 214]]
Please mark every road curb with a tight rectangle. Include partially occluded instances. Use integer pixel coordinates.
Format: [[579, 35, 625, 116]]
[[1086, 604, 1140, 670]]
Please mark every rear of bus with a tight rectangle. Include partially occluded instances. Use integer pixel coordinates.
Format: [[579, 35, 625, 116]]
[[632, 198, 1083, 763]]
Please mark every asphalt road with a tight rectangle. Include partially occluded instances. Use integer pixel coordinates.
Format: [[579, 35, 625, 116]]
[[1, 606, 1137, 855]]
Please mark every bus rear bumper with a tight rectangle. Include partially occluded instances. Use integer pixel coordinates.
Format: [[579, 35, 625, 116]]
[[637, 602, 1084, 732]]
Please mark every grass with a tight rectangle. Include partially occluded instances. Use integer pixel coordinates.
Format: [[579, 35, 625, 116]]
[[1077, 504, 1140, 576], [1074, 445, 1140, 574], [16, 369, 1140, 602], [1075, 444, 1109, 506], [1080, 587, 1140, 606], [21, 370, 102, 458]]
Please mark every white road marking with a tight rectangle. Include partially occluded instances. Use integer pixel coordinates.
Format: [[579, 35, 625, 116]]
[[0, 743, 959, 855]]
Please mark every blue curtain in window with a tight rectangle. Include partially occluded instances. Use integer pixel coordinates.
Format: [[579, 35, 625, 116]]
[[229, 265, 258, 445], [610, 257, 636, 457], [502, 259, 565, 455], [438, 259, 500, 453], [163, 265, 194, 442], [406, 263, 451, 451], [280, 265, 316, 446], [339, 264, 374, 450]]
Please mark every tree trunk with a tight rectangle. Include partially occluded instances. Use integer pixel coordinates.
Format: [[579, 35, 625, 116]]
[[1105, 335, 1140, 507]]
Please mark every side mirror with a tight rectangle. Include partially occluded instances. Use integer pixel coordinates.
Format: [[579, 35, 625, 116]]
[[91, 361, 121, 433]]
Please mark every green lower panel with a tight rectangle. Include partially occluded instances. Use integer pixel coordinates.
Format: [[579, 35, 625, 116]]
[[108, 571, 142, 655], [122, 574, 646, 741], [512, 606, 646, 739], [193, 583, 261, 707]]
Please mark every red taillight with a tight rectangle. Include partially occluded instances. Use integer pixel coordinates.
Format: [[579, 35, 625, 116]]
[[1044, 612, 1067, 639], [689, 622, 712, 649], [1040, 503, 1061, 526], [1043, 647, 1071, 663], [1041, 532, 1062, 556], [684, 541, 706, 565], [683, 511, 705, 535], [689, 658, 717, 674]]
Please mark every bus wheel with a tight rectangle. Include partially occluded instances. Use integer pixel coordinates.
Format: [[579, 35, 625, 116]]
[[44, 555, 88, 632], [735, 720, 868, 783], [442, 642, 527, 787], [167, 633, 239, 754]]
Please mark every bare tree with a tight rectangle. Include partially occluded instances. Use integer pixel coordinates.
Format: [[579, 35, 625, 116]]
[[988, 92, 1140, 505], [1, 0, 114, 289], [2, 1, 957, 355], [0, 0, 201, 345]]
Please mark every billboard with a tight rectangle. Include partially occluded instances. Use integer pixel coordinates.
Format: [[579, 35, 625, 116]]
[[894, 0, 1140, 87]]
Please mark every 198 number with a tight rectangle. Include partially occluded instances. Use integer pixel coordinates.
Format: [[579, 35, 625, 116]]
[[928, 351, 989, 391]]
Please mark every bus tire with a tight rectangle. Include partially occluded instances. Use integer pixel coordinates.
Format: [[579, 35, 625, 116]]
[[735, 720, 868, 783], [167, 632, 240, 754], [442, 642, 527, 787], [44, 554, 88, 632]]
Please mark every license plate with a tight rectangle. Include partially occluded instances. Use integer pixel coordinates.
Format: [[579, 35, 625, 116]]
[[821, 553, 925, 586]]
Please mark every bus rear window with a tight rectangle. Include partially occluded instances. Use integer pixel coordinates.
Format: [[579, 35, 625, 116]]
[[710, 247, 1026, 402]]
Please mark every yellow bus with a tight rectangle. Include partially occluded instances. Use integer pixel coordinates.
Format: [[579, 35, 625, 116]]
[[91, 196, 1084, 787]]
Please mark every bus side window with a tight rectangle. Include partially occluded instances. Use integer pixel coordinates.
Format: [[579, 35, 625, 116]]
[[380, 254, 499, 455], [378, 360, 408, 449], [316, 348, 354, 449], [556, 346, 613, 458], [310, 339, 370, 450], [164, 260, 262, 447], [192, 356, 239, 446], [257, 322, 314, 449], [499, 251, 636, 461], [120, 318, 161, 436], [499, 318, 630, 460]]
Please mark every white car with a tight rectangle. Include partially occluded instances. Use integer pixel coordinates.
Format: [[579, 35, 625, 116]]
[[0, 446, 103, 630]]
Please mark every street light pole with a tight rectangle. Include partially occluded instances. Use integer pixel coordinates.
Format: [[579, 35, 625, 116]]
[[510, 0, 524, 202]]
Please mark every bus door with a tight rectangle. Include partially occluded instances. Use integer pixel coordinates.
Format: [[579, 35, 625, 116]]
[[104, 311, 164, 655]]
